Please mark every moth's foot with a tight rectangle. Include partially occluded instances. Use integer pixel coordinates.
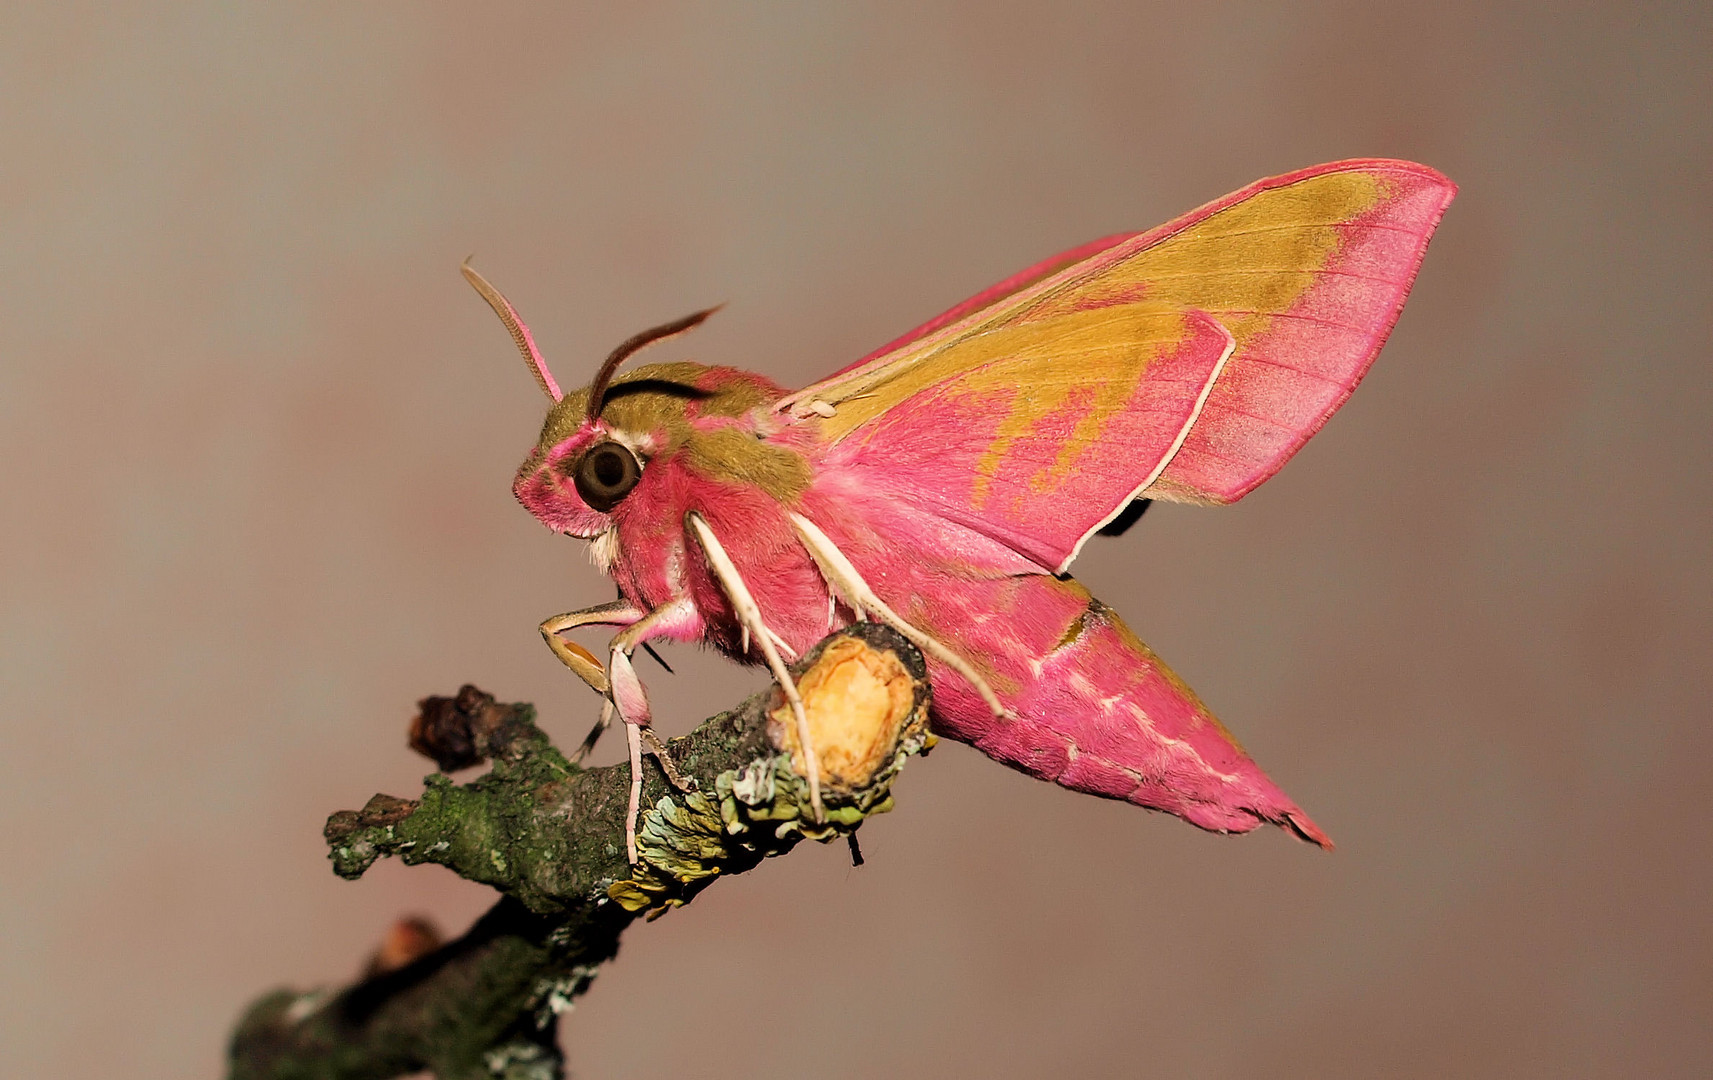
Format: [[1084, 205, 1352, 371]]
[[640, 727, 696, 792]]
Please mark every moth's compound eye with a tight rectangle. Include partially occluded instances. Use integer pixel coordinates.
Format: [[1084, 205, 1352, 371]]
[[572, 440, 642, 512]]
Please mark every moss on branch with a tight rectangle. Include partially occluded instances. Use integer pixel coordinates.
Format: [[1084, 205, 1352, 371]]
[[228, 624, 931, 1080]]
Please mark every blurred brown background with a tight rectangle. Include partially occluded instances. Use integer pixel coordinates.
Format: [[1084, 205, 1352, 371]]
[[2, 3, 1708, 1077]]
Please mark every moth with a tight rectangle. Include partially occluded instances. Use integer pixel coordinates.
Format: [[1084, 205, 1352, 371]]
[[466, 159, 1455, 862]]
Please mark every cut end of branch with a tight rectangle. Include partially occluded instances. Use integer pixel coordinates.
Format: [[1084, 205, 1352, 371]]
[[769, 633, 919, 792]]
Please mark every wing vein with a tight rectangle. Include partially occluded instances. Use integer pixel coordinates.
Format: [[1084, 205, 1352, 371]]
[[1204, 308, 1376, 334], [1139, 268, 1410, 286], [1153, 220, 1434, 242]]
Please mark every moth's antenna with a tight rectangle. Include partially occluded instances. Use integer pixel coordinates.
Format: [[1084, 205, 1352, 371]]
[[461, 259, 563, 403], [587, 306, 721, 420]]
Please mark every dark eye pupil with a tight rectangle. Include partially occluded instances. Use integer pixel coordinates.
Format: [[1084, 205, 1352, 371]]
[[573, 441, 641, 512], [593, 450, 625, 486]]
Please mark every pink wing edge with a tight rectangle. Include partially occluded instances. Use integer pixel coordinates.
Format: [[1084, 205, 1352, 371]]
[[1152, 160, 1459, 503]]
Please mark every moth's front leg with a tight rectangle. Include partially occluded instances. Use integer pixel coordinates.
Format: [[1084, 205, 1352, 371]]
[[607, 598, 699, 863], [541, 598, 645, 760], [541, 598, 644, 694]]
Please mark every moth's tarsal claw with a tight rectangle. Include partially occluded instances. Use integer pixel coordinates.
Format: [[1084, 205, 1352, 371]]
[[640, 727, 695, 792]]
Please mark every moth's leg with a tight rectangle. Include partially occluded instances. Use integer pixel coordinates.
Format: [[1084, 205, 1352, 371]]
[[741, 623, 799, 663], [686, 513, 824, 823], [541, 599, 644, 760], [788, 512, 1008, 718], [622, 705, 646, 865], [541, 598, 643, 693], [571, 701, 616, 764], [638, 727, 694, 792], [608, 599, 698, 862], [763, 624, 798, 661]]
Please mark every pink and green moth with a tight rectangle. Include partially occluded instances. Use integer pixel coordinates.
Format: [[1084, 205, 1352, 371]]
[[465, 159, 1456, 863]]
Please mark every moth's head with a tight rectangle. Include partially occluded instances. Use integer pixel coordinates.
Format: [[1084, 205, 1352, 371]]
[[511, 406, 636, 538], [516, 361, 809, 539], [464, 262, 773, 539], [512, 365, 709, 538]]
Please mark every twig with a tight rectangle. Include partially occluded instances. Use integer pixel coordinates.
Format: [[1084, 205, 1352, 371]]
[[228, 624, 932, 1080]]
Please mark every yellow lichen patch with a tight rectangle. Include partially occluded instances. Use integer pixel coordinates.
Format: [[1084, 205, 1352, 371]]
[[769, 636, 917, 792]]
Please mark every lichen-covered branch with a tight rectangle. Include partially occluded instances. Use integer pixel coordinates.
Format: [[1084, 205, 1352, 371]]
[[228, 624, 931, 1080]]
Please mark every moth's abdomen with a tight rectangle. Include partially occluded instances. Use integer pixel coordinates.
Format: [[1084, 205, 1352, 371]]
[[917, 574, 1330, 846]]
